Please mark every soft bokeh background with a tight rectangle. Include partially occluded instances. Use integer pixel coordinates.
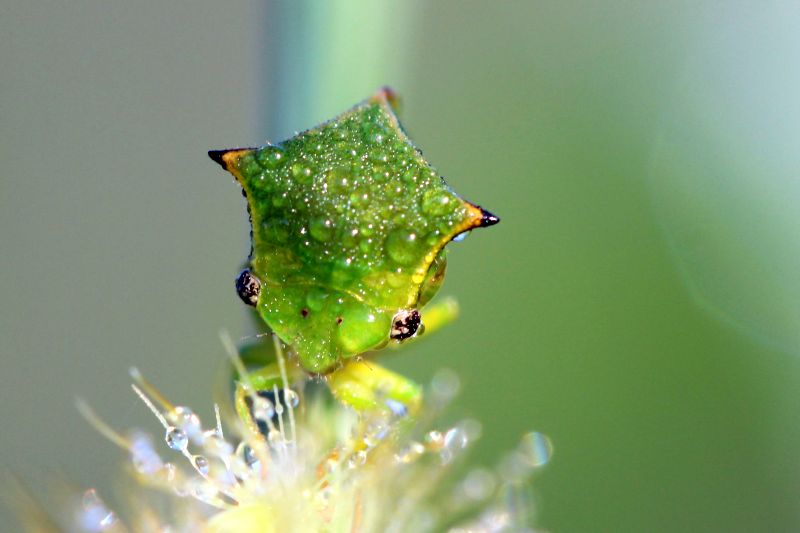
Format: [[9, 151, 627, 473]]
[[3, 1, 800, 531]]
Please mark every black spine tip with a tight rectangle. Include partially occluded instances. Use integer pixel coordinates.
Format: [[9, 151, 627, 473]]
[[208, 150, 228, 170], [479, 208, 500, 227]]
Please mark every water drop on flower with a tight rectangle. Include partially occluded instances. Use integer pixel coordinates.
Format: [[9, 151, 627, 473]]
[[79, 489, 117, 532], [252, 396, 275, 421], [425, 430, 444, 449], [462, 468, 496, 501], [284, 388, 300, 408], [190, 478, 217, 503], [518, 431, 553, 468], [431, 369, 461, 400], [193, 455, 210, 476], [204, 432, 233, 457], [165, 427, 188, 451], [440, 426, 470, 464], [129, 431, 163, 474], [268, 430, 282, 445], [395, 442, 425, 464], [171, 406, 202, 441], [384, 398, 408, 417], [347, 450, 368, 469]]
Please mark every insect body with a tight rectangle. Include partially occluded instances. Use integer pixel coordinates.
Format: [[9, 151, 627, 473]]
[[210, 88, 498, 413]]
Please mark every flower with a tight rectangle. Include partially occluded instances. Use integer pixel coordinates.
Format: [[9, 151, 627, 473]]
[[21, 334, 551, 532]]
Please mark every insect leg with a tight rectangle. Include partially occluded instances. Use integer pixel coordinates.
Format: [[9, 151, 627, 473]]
[[327, 359, 422, 416]]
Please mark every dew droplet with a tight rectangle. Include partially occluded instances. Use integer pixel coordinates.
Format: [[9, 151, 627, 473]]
[[204, 432, 233, 457], [384, 398, 408, 418], [190, 478, 217, 503], [284, 388, 300, 408], [238, 153, 261, 178], [309, 218, 334, 242], [440, 426, 469, 464], [452, 231, 469, 243], [385, 229, 420, 266], [263, 217, 290, 244], [267, 430, 283, 445], [462, 468, 496, 501], [518, 431, 553, 468], [425, 430, 444, 449], [395, 441, 425, 464], [80, 489, 117, 532], [171, 406, 202, 441], [431, 369, 461, 400], [444, 426, 469, 450], [165, 427, 188, 451], [257, 145, 285, 169], [421, 189, 453, 216], [305, 287, 329, 312], [193, 455, 210, 476], [129, 432, 163, 474], [252, 397, 275, 421], [347, 450, 368, 469], [291, 162, 313, 184]]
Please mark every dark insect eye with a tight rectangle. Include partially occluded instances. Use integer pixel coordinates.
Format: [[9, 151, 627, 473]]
[[235, 269, 261, 307], [390, 309, 421, 341]]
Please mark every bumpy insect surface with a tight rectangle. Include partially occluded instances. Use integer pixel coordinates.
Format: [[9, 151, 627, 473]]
[[210, 88, 498, 374]]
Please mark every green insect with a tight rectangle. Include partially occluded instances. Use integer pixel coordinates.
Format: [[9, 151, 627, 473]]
[[209, 88, 498, 415]]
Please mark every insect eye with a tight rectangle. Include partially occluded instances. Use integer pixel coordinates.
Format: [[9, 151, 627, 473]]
[[235, 269, 261, 307], [390, 309, 421, 341]]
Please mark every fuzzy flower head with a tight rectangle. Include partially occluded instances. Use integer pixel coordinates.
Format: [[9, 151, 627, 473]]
[[30, 334, 550, 532]]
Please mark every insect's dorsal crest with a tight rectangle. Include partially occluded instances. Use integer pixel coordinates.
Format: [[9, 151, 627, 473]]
[[210, 88, 498, 372]]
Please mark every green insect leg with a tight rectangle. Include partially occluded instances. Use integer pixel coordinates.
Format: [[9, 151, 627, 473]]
[[327, 359, 422, 416]]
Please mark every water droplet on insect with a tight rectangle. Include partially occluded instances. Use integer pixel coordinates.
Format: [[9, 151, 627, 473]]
[[309, 218, 334, 242], [257, 145, 285, 169], [518, 431, 553, 468], [165, 427, 188, 451], [385, 229, 419, 266], [452, 231, 469, 243], [305, 287, 329, 312], [238, 153, 260, 178], [291, 162, 313, 184], [421, 189, 452, 216]]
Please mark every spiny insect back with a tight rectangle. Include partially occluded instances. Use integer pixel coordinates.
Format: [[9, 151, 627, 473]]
[[209, 88, 499, 379]]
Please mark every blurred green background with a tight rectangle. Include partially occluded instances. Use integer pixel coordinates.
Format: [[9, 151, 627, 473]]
[[3, 1, 800, 531]]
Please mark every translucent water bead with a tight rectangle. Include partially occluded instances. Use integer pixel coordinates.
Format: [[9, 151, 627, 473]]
[[518, 431, 553, 468], [171, 406, 203, 442], [252, 396, 275, 421], [165, 426, 188, 451], [79, 489, 117, 532], [129, 431, 163, 474]]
